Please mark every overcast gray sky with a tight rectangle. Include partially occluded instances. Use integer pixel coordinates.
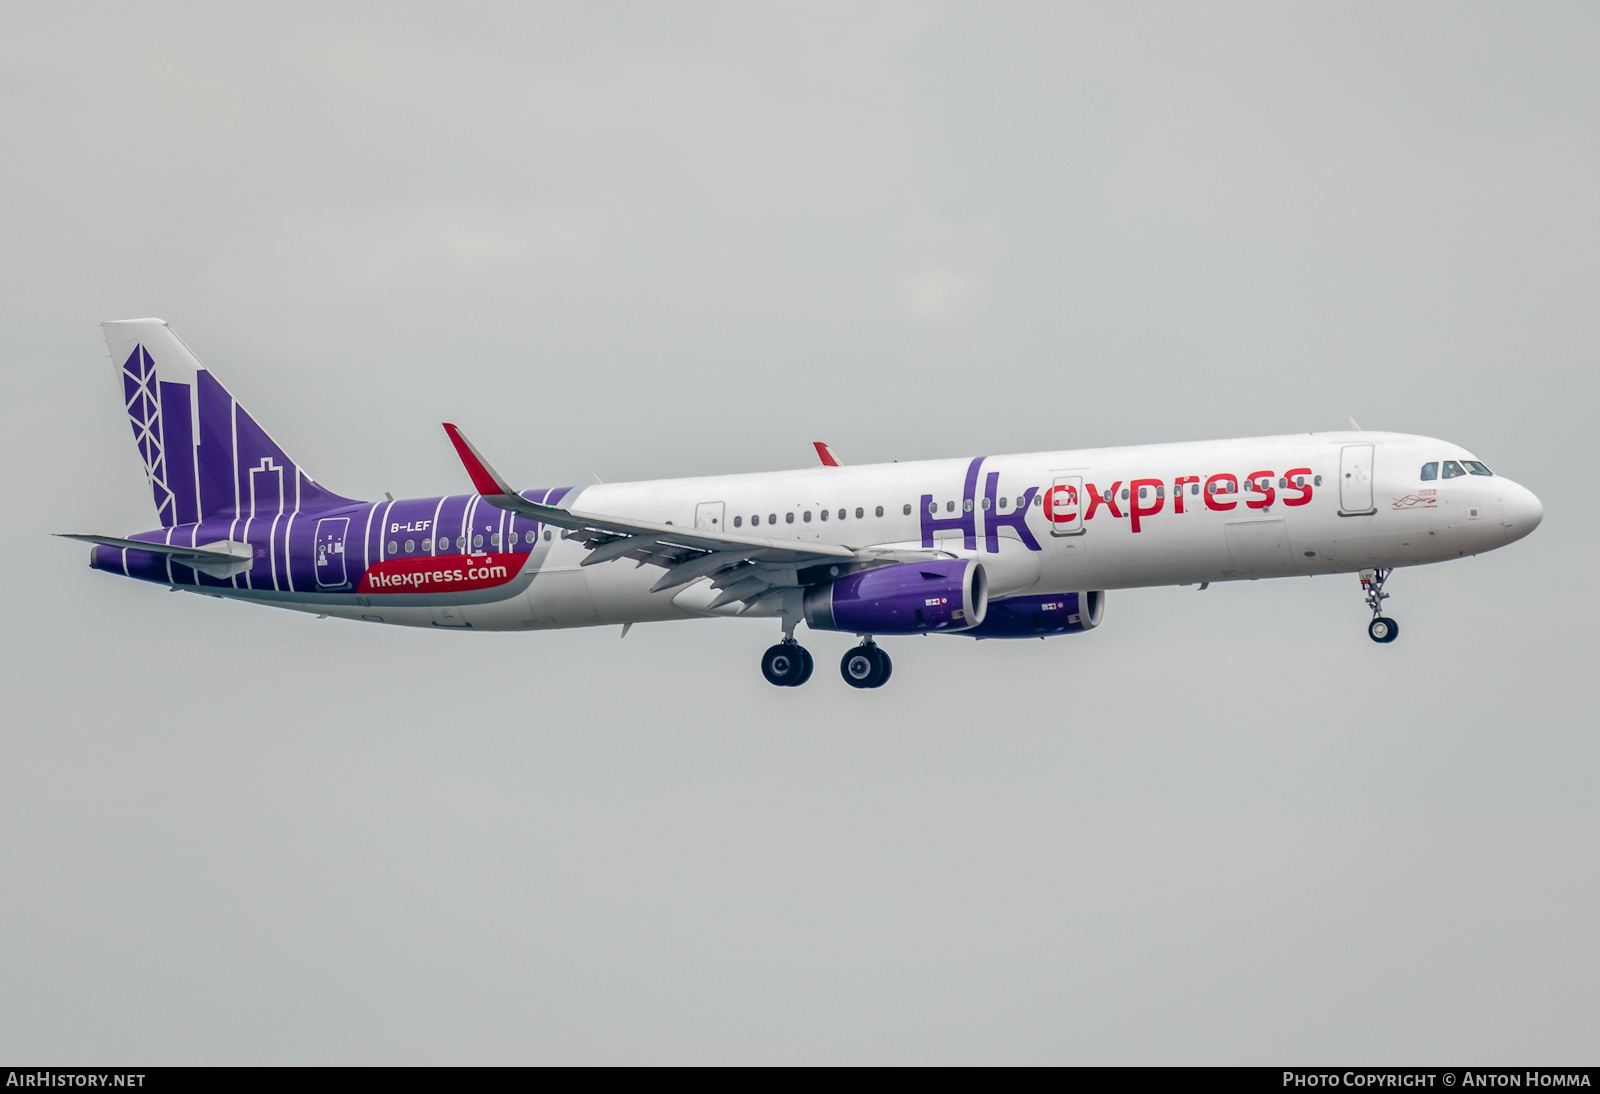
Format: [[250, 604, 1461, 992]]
[[2, 1, 1596, 1064]]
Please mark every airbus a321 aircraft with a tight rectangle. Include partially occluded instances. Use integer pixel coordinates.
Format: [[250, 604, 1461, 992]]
[[65, 319, 1543, 689]]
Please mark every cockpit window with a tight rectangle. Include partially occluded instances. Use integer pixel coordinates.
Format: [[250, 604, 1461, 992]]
[[1442, 460, 1467, 479], [1420, 462, 1439, 481], [1463, 460, 1494, 476]]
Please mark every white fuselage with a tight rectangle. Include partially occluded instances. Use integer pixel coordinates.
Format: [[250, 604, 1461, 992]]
[[301, 431, 1541, 632]]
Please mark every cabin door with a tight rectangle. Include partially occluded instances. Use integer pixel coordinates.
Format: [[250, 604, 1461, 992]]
[[1340, 444, 1376, 514], [314, 517, 349, 588], [1047, 476, 1084, 536], [695, 502, 726, 532]]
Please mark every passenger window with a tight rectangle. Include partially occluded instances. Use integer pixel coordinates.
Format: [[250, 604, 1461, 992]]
[[902, 504, 911, 516], [473, 534, 484, 548], [875, 506, 883, 517], [405, 539, 415, 552], [998, 496, 1008, 509], [839, 509, 847, 520], [1464, 461, 1494, 476], [946, 500, 955, 512], [526, 531, 535, 543], [387, 540, 398, 554], [803, 511, 812, 522], [543, 530, 551, 541], [855, 507, 863, 519], [820, 509, 828, 521], [733, 516, 742, 528], [1442, 460, 1466, 479], [786, 512, 794, 524], [767, 514, 776, 524], [490, 533, 500, 547], [1420, 462, 1439, 481], [1016, 496, 1025, 508]]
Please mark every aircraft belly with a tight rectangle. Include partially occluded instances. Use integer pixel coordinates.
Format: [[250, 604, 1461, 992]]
[[584, 559, 699, 624], [525, 567, 600, 626]]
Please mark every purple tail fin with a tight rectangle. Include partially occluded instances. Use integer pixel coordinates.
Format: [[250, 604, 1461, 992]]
[[102, 319, 356, 526]]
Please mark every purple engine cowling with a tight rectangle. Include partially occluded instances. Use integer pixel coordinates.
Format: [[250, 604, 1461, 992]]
[[804, 559, 988, 635], [962, 590, 1105, 639]]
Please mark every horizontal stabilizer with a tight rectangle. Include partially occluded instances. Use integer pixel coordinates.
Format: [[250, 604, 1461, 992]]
[[57, 533, 255, 579]]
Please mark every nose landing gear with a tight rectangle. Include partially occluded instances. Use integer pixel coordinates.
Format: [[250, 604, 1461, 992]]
[[1361, 568, 1399, 644], [840, 641, 892, 689], [761, 640, 814, 686]]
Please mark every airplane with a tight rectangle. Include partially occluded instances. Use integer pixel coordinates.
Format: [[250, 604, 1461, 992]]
[[62, 319, 1543, 690]]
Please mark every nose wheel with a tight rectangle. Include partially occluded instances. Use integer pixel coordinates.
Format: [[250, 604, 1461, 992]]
[[761, 640, 814, 686], [840, 641, 892, 689], [1360, 568, 1399, 644]]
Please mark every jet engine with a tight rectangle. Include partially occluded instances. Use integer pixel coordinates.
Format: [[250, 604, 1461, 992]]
[[804, 559, 988, 635], [962, 590, 1104, 639]]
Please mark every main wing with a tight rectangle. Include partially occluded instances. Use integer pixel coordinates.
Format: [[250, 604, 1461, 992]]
[[442, 424, 940, 612]]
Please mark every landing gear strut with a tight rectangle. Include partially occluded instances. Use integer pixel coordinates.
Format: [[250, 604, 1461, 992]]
[[1361, 568, 1399, 644], [840, 640, 892, 689], [761, 640, 813, 686]]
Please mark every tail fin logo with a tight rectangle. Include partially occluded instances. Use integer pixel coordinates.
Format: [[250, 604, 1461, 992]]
[[102, 319, 357, 525], [122, 345, 181, 526]]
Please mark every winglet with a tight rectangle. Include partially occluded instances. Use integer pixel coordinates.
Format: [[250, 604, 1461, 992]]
[[813, 441, 841, 467], [442, 423, 517, 496]]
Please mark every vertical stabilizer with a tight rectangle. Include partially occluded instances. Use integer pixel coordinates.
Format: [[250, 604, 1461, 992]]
[[102, 319, 354, 526]]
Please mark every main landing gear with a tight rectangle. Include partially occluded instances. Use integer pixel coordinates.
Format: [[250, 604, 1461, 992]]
[[840, 641, 892, 689], [761, 640, 813, 687], [1361, 568, 1399, 644], [759, 636, 892, 689]]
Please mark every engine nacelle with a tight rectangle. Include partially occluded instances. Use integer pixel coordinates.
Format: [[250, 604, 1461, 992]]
[[962, 590, 1105, 639], [804, 560, 988, 635]]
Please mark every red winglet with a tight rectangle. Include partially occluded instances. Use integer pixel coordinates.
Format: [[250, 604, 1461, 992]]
[[813, 441, 841, 467], [442, 423, 512, 496]]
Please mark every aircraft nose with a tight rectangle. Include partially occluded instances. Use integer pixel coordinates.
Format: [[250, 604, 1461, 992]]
[[1500, 481, 1543, 543]]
